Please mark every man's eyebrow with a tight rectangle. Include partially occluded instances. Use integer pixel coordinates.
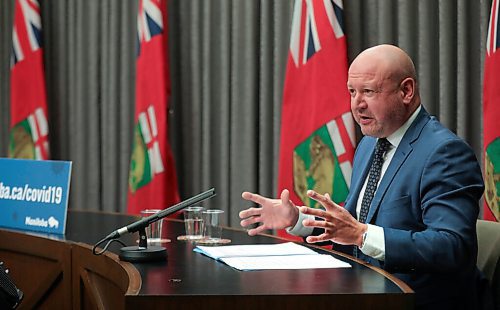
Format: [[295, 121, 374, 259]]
[[347, 83, 375, 88]]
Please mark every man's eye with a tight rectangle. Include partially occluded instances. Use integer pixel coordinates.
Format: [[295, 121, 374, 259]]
[[363, 89, 375, 97], [348, 89, 356, 97]]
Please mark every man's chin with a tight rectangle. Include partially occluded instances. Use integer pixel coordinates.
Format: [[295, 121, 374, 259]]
[[360, 126, 373, 136], [360, 127, 382, 138]]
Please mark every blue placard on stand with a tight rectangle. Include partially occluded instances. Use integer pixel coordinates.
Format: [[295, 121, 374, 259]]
[[0, 158, 72, 235]]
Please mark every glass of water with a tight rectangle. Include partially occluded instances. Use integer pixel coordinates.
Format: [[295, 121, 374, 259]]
[[202, 209, 224, 242], [183, 206, 204, 240]]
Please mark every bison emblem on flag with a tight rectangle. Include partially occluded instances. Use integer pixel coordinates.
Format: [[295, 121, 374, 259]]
[[485, 138, 500, 221], [9, 108, 49, 160], [293, 112, 354, 209]]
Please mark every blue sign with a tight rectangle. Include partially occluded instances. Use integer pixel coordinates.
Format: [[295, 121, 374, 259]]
[[0, 158, 72, 234]]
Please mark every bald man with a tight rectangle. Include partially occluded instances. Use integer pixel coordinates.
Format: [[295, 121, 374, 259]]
[[240, 45, 489, 309]]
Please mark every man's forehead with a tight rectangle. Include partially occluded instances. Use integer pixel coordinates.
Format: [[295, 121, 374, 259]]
[[348, 62, 393, 84], [349, 56, 384, 73], [347, 71, 379, 84]]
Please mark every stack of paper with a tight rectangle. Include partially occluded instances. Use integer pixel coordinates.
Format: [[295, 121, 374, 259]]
[[194, 242, 351, 271]]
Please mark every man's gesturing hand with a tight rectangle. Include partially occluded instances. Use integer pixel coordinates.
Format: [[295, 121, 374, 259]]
[[239, 189, 299, 236], [301, 190, 367, 247]]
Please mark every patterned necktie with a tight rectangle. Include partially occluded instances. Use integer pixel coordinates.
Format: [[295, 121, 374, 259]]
[[354, 138, 391, 257]]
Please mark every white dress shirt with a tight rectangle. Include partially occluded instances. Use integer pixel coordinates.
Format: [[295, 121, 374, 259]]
[[287, 105, 422, 261]]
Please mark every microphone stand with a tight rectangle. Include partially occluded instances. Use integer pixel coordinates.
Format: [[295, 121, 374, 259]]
[[93, 188, 216, 263], [119, 227, 167, 263]]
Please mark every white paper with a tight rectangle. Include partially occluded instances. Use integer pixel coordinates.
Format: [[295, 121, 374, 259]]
[[193, 242, 351, 271], [194, 242, 316, 259], [220, 254, 351, 271]]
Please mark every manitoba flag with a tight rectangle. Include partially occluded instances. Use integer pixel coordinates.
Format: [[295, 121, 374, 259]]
[[127, 0, 180, 214], [278, 0, 355, 238], [483, 0, 500, 222], [10, 0, 50, 160]]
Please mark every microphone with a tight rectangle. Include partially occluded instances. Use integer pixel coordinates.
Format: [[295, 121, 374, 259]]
[[94, 188, 216, 263], [104, 188, 216, 241], [0, 262, 23, 309]]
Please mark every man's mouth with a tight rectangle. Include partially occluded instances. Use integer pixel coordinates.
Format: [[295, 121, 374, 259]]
[[358, 115, 373, 125]]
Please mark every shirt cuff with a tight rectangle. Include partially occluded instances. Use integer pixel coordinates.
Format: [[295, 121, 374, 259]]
[[285, 211, 314, 237], [360, 224, 386, 261]]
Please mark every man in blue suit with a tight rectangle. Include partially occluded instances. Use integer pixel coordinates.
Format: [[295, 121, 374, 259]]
[[239, 44, 487, 309]]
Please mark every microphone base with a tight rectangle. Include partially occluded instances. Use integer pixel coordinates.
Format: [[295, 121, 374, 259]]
[[119, 246, 167, 263]]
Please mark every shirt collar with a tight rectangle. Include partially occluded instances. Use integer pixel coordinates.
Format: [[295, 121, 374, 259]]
[[384, 105, 421, 148]]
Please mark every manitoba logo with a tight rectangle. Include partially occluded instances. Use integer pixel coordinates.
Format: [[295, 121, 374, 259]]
[[485, 138, 500, 221], [293, 113, 354, 209], [129, 105, 164, 193], [9, 107, 49, 160]]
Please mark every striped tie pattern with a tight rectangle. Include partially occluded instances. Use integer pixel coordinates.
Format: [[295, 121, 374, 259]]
[[354, 138, 391, 258]]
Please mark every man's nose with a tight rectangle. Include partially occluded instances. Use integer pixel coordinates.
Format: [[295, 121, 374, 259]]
[[351, 93, 366, 109]]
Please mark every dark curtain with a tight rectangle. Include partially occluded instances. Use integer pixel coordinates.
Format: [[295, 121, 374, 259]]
[[0, 0, 491, 227]]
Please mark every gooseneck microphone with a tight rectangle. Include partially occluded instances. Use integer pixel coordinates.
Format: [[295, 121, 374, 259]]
[[93, 188, 216, 263], [0, 262, 23, 309]]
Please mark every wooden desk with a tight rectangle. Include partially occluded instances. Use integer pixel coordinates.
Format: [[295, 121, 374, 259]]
[[0, 210, 414, 309]]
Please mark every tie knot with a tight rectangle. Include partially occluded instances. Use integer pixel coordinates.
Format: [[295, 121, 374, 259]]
[[375, 138, 391, 157]]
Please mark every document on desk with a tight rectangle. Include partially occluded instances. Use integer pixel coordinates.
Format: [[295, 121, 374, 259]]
[[193, 242, 351, 271]]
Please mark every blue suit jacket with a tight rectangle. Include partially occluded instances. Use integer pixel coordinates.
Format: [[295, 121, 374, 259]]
[[339, 107, 485, 308]]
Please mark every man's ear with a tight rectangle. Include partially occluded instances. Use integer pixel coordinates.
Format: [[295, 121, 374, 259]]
[[400, 77, 415, 104]]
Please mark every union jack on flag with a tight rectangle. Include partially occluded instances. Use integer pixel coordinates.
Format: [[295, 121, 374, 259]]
[[290, 0, 345, 67], [137, 0, 164, 56], [487, 0, 500, 56], [11, 0, 42, 66]]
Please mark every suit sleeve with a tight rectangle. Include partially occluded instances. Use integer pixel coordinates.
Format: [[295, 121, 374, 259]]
[[383, 138, 484, 273]]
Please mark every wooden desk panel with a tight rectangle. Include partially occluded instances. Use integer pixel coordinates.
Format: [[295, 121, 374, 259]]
[[72, 243, 140, 309], [0, 229, 71, 309]]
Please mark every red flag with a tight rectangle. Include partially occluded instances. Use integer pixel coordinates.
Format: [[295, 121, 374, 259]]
[[277, 0, 355, 239], [9, 0, 50, 160], [483, 0, 500, 222], [127, 0, 180, 214]]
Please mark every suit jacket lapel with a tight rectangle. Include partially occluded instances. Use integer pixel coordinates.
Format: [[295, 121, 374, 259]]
[[365, 107, 430, 223], [345, 139, 376, 218]]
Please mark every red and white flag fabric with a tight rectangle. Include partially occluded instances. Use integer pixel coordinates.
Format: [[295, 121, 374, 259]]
[[128, 0, 180, 214], [278, 0, 355, 238], [483, 0, 500, 222], [9, 0, 50, 160]]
